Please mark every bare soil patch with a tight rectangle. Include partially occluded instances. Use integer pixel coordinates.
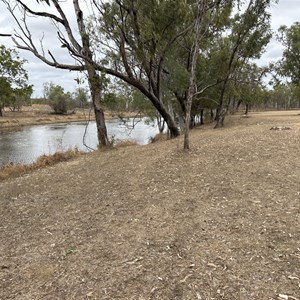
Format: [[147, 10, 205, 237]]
[[1, 110, 300, 299]]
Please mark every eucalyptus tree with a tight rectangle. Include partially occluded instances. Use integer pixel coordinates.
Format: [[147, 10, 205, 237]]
[[214, 0, 275, 127], [277, 22, 300, 86], [267, 83, 300, 110], [0, 45, 32, 116], [231, 62, 267, 114], [91, 0, 237, 143], [89, 0, 197, 138], [2, 0, 110, 146], [183, 1, 224, 149], [168, 2, 232, 104], [3, 0, 196, 140]]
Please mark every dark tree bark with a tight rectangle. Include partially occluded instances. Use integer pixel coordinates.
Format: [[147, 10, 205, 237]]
[[200, 109, 204, 125], [244, 103, 249, 115]]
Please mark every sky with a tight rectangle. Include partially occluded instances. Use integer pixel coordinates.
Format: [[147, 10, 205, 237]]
[[0, 0, 299, 97]]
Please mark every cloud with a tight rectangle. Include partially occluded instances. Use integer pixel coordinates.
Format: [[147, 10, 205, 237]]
[[255, 1, 300, 67], [270, 0, 300, 29]]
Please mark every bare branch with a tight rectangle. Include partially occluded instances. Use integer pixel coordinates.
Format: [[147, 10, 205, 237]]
[[194, 79, 224, 97], [51, 0, 82, 53], [15, 0, 65, 24]]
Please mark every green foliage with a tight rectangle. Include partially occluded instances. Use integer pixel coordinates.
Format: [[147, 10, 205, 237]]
[[9, 85, 33, 111], [43, 82, 71, 114], [278, 22, 300, 84], [266, 83, 300, 109], [73, 87, 90, 108], [31, 97, 47, 105], [0, 45, 32, 115], [231, 0, 273, 59]]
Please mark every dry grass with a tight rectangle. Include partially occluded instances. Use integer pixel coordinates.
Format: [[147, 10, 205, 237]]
[[0, 148, 83, 181], [149, 132, 168, 143], [115, 139, 139, 148], [1, 110, 300, 300]]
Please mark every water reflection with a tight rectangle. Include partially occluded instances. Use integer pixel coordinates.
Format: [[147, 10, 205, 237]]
[[0, 118, 159, 167]]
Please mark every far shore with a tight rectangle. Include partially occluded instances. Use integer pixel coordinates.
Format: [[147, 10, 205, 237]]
[[0, 104, 138, 131]]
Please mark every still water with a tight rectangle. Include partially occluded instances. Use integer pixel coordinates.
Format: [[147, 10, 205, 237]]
[[0, 118, 159, 167]]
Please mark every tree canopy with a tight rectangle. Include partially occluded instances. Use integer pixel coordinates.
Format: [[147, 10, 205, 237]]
[[1, 0, 279, 148], [0, 45, 32, 116], [278, 22, 300, 84]]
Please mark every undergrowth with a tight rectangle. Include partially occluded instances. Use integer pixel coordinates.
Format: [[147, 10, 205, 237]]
[[149, 133, 168, 143], [115, 139, 138, 148], [0, 148, 83, 181]]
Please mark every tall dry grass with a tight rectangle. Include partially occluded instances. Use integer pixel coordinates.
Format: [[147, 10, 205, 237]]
[[0, 148, 82, 181]]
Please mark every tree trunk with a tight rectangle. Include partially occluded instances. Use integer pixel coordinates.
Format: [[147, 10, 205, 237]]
[[73, 0, 109, 147], [244, 103, 249, 115], [184, 108, 191, 150], [214, 107, 227, 128], [88, 83, 109, 148], [164, 114, 179, 138], [184, 1, 207, 150], [94, 105, 108, 147], [148, 97, 179, 138], [190, 115, 195, 129], [210, 109, 214, 121], [88, 70, 109, 148], [200, 109, 204, 125], [236, 99, 242, 112]]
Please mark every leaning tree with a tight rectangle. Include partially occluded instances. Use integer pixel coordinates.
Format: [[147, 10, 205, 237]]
[[3, 0, 110, 146]]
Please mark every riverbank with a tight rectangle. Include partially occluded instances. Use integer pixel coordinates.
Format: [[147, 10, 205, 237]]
[[0, 104, 137, 130], [1, 110, 300, 299]]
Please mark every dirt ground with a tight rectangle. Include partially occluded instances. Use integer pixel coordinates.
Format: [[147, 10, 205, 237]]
[[1, 110, 300, 300]]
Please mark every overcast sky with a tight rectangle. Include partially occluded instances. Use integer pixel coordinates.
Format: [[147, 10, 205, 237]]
[[0, 0, 299, 97]]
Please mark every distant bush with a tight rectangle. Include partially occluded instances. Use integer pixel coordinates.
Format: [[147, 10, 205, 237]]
[[44, 82, 71, 114]]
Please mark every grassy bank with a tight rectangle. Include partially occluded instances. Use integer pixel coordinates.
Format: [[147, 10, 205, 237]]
[[1, 110, 300, 299], [0, 148, 83, 181]]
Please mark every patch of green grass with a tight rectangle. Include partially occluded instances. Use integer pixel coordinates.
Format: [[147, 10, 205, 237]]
[[64, 246, 77, 256]]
